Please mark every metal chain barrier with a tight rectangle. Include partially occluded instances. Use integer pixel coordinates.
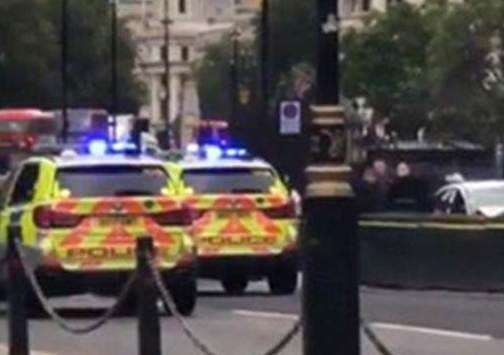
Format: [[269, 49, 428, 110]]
[[14, 239, 137, 335], [146, 251, 302, 355], [12, 237, 389, 355], [360, 319, 394, 355], [262, 319, 302, 355], [147, 252, 220, 355]]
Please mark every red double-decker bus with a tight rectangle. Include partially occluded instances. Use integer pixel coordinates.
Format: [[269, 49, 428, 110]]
[[0, 109, 59, 172]]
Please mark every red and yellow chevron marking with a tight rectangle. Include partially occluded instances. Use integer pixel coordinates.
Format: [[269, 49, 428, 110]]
[[42, 196, 188, 271], [186, 193, 297, 258]]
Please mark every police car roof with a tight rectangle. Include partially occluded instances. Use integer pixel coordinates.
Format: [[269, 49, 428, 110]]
[[179, 158, 273, 171], [53, 154, 165, 168]]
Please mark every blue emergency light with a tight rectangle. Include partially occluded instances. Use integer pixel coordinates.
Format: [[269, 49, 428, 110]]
[[87, 139, 139, 156], [186, 143, 250, 160], [203, 144, 223, 161], [88, 139, 108, 156]]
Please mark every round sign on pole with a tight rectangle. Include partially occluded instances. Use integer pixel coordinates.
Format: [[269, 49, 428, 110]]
[[279, 101, 301, 135]]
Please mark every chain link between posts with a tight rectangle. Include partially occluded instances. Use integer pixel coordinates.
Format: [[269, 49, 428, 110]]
[[361, 319, 395, 355], [14, 239, 137, 335], [146, 251, 302, 355], [12, 239, 393, 355]]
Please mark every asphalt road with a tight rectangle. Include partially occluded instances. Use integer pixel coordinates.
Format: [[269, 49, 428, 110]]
[[0, 277, 504, 354]]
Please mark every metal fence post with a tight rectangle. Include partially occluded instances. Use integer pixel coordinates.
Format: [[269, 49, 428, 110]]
[[7, 225, 29, 355], [136, 237, 161, 355], [302, 106, 360, 355]]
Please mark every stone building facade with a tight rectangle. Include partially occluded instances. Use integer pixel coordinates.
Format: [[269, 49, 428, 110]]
[[117, 0, 260, 147]]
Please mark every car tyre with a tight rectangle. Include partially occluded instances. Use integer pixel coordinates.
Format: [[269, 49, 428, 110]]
[[268, 265, 298, 295], [170, 276, 197, 317]]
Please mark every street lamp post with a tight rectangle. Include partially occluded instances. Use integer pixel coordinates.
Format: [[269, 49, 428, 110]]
[[61, 0, 68, 143], [230, 28, 240, 136], [110, 0, 118, 141], [316, 0, 340, 104], [163, 0, 171, 149], [260, 0, 269, 137], [302, 0, 360, 354]]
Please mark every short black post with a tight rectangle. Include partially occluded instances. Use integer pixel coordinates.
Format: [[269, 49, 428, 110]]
[[136, 237, 161, 355], [302, 107, 360, 355], [7, 225, 29, 355]]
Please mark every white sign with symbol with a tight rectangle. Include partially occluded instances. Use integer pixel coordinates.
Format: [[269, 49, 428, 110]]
[[279, 101, 301, 135]]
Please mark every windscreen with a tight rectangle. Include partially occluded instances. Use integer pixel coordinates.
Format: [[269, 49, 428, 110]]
[[56, 165, 168, 197], [183, 168, 276, 194]]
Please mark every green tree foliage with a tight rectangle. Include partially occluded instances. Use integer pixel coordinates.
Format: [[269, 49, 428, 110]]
[[267, 0, 317, 98], [196, 0, 317, 120], [195, 36, 234, 120], [0, 0, 143, 112], [342, 0, 504, 144], [195, 36, 259, 119], [428, 0, 504, 143], [342, 1, 436, 137], [0, 0, 59, 107]]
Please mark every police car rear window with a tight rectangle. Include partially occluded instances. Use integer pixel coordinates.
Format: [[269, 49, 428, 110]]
[[182, 168, 276, 194], [56, 165, 168, 197]]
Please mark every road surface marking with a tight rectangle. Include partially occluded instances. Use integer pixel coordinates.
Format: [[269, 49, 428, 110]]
[[0, 344, 56, 355], [233, 310, 493, 341], [371, 323, 493, 341], [233, 310, 299, 320]]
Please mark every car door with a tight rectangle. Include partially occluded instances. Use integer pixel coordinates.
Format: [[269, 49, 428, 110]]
[[4, 162, 42, 245]]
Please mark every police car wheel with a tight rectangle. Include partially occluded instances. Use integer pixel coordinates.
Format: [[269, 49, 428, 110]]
[[171, 278, 197, 316], [221, 276, 248, 295], [268, 266, 298, 295]]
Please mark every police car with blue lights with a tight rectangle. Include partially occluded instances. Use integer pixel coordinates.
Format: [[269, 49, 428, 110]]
[[177, 144, 300, 295], [0, 139, 197, 315]]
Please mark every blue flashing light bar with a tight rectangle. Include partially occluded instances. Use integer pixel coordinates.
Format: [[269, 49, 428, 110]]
[[203, 144, 223, 161], [112, 141, 138, 152], [186, 142, 250, 160], [87, 139, 139, 156], [88, 140, 108, 156]]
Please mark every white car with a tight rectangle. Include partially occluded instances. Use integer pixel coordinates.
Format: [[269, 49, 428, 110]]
[[434, 181, 504, 218]]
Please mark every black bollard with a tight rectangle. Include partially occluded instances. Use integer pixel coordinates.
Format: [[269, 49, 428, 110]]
[[7, 225, 29, 355], [302, 105, 360, 355], [136, 237, 161, 355]]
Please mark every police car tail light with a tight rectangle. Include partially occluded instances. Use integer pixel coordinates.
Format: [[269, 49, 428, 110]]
[[34, 206, 52, 229], [34, 206, 83, 229], [151, 208, 193, 226], [263, 201, 296, 219]]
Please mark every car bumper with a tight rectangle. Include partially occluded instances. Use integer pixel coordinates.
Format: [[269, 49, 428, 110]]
[[197, 248, 298, 279], [33, 263, 196, 296]]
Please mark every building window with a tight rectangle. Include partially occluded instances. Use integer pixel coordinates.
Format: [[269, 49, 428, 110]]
[[160, 45, 167, 61], [362, 0, 371, 11], [178, 0, 186, 14], [181, 46, 189, 62]]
